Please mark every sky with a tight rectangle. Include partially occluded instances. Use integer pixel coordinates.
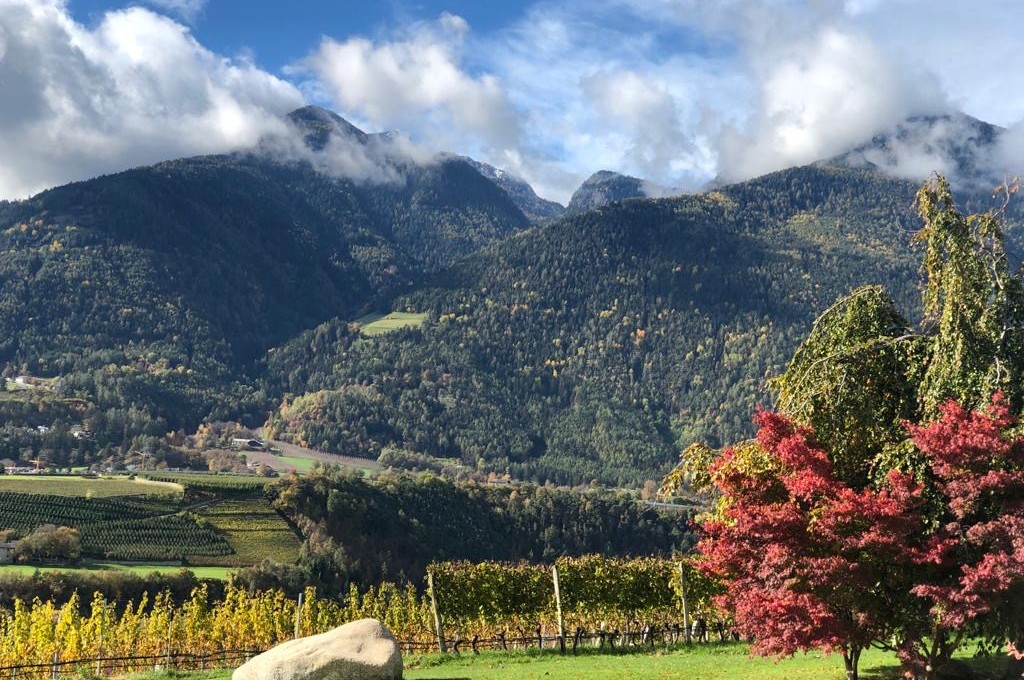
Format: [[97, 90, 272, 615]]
[[3, 0, 1024, 203]]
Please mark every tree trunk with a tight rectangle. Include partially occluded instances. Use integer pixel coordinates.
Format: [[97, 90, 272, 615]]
[[843, 647, 861, 680], [1003, 636, 1024, 680]]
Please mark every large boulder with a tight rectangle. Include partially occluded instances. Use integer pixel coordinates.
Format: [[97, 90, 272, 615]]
[[233, 618, 402, 680]]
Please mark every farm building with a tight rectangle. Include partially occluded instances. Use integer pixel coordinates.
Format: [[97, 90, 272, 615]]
[[231, 437, 266, 450], [0, 542, 17, 564]]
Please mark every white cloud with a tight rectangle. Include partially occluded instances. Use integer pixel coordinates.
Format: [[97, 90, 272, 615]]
[[0, 0, 303, 199], [580, 69, 702, 187], [297, 14, 522, 165], [715, 25, 948, 182], [474, 3, 741, 202], [4, 0, 1024, 204]]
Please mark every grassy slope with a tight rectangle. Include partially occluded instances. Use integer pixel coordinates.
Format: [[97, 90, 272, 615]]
[[358, 311, 428, 336], [0, 476, 182, 497]]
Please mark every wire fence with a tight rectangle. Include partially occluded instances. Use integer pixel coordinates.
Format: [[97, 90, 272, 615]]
[[0, 622, 736, 679], [0, 649, 258, 680]]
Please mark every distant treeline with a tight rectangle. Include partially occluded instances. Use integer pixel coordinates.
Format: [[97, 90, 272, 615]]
[[264, 468, 692, 588]]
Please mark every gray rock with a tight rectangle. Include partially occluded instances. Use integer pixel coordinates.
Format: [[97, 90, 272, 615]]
[[232, 618, 402, 680]]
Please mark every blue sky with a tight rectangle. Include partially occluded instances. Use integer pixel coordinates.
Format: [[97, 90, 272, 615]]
[[3, 1, 1024, 203], [66, 1, 533, 72]]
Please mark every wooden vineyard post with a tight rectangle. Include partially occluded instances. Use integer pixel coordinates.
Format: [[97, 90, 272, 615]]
[[552, 565, 566, 654], [427, 570, 447, 653], [294, 591, 304, 639], [678, 561, 692, 644]]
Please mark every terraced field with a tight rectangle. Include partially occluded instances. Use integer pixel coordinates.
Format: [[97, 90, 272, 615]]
[[0, 490, 232, 561], [138, 472, 272, 492], [0, 474, 301, 568]]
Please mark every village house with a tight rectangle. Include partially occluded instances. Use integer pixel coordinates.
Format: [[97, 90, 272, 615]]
[[231, 437, 266, 450]]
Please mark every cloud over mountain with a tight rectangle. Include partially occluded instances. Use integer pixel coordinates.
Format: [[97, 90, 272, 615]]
[[295, 13, 522, 166], [0, 0, 301, 199], [3, 0, 1024, 203]]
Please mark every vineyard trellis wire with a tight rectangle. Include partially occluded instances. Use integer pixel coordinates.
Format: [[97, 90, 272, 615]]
[[0, 626, 733, 680], [0, 556, 724, 677]]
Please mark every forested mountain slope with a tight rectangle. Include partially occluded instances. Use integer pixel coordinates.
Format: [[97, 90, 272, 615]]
[[264, 164, 984, 486], [0, 123, 529, 431]]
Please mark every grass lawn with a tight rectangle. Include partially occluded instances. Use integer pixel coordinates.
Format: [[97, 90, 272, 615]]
[[127, 643, 1013, 680], [0, 475, 183, 497], [403, 645, 884, 680], [0, 562, 233, 579], [128, 643, 1009, 680], [357, 311, 427, 336], [275, 455, 317, 472]]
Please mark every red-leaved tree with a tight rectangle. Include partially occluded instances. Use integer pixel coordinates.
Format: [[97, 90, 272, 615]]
[[908, 394, 1024, 674], [698, 409, 928, 680]]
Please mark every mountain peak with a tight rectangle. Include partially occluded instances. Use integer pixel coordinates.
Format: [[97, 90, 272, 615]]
[[830, 111, 1005, 185], [457, 156, 564, 222], [565, 170, 678, 215], [284, 105, 368, 151]]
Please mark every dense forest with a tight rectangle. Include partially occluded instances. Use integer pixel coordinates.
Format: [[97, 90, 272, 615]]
[[265, 164, 1024, 485], [264, 468, 689, 588]]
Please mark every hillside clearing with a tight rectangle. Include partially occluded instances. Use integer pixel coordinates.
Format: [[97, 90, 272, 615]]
[[263, 439, 382, 473], [357, 311, 427, 336]]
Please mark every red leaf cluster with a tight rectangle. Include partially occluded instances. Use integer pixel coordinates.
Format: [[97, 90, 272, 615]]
[[699, 409, 924, 660], [908, 394, 1024, 629]]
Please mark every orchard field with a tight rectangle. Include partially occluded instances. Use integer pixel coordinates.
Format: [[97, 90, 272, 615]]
[[0, 473, 300, 568]]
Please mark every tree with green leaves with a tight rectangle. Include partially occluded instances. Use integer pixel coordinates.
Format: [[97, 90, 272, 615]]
[[664, 175, 1024, 678], [769, 174, 1024, 489]]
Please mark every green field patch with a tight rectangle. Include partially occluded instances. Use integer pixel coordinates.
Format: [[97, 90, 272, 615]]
[[357, 311, 427, 336], [274, 455, 317, 472], [0, 475, 182, 497], [196, 498, 302, 566], [0, 562, 233, 580]]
